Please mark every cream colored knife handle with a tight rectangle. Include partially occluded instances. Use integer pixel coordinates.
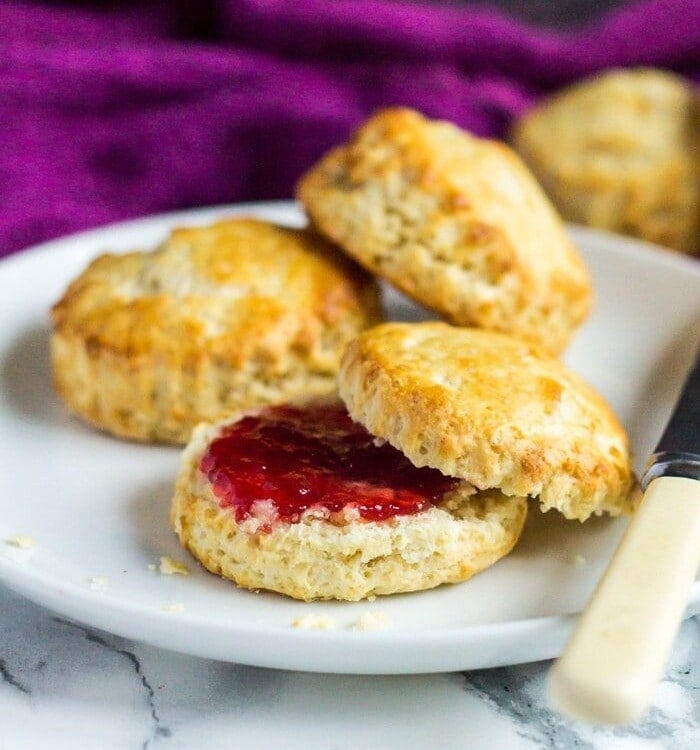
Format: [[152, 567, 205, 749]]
[[549, 475, 700, 725]]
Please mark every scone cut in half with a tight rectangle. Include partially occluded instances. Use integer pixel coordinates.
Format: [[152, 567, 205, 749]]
[[339, 322, 636, 522], [171, 397, 527, 601], [512, 68, 699, 254], [51, 218, 382, 444], [297, 107, 592, 354]]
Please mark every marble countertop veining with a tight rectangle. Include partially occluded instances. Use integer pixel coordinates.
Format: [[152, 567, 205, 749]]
[[0, 584, 697, 750]]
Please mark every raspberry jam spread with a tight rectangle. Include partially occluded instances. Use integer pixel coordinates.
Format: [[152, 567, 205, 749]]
[[200, 402, 458, 529]]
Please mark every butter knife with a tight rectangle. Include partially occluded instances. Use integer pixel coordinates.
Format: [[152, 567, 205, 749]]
[[549, 345, 700, 724]]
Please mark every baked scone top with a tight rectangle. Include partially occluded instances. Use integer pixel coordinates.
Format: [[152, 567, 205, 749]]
[[298, 107, 592, 354], [339, 322, 635, 521], [512, 68, 698, 253], [52, 218, 382, 367]]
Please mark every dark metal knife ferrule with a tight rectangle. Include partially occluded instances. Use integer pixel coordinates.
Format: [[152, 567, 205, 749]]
[[641, 451, 700, 490]]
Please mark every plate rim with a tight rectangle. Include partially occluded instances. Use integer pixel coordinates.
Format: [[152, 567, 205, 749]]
[[1, 200, 698, 673]]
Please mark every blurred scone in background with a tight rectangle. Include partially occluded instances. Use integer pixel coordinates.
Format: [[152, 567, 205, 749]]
[[512, 68, 698, 254]]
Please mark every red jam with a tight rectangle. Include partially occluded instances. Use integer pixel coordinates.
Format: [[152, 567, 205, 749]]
[[200, 402, 458, 530]]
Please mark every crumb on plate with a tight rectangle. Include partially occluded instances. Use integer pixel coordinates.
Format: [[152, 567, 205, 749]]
[[352, 611, 390, 632], [158, 556, 190, 576], [292, 614, 336, 631], [161, 602, 185, 613], [6, 535, 35, 550], [88, 575, 108, 592]]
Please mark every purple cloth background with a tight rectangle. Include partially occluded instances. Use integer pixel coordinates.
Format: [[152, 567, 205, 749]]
[[1, 0, 698, 258]]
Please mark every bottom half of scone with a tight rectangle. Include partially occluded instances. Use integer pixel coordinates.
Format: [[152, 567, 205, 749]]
[[51, 331, 343, 444], [171, 420, 528, 602]]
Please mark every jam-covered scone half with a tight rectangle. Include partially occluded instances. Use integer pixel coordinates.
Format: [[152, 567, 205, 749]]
[[171, 399, 527, 601]]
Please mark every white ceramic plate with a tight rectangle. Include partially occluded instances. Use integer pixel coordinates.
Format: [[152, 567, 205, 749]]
[[1, 201, 698, 674]]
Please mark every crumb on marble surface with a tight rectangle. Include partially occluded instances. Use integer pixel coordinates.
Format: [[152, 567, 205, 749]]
[[158, 556, 190, 576], [292, 614, 336, 630], [352, 611, 390, 631], [6, 535, 35, 550]]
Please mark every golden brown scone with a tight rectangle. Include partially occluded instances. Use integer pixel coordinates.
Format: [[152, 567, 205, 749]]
[[339, 322, 635, 521], [51, 218, 382, 444], [297, 107, 592, 354], [171, 404, 527, 601], [512, 68, 699, 254]]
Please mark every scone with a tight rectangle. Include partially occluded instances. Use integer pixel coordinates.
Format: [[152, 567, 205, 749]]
[[171, 399, 527, 601], [512, 68, 699, 254], [51, 218, 382, 444], [297, 107, 592, 354], [339, 322, 635, 521]]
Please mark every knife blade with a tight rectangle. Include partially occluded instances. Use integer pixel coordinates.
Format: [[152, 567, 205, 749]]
[[643, 345, 700, 487]]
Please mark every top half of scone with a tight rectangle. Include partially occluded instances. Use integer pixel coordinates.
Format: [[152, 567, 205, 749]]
[[52, 217, 382, 370], [339, 322, 635, 522], [297, 108, 593, 355]]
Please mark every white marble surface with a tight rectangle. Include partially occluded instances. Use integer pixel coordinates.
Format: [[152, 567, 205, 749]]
[[0, 585, 697, 749]]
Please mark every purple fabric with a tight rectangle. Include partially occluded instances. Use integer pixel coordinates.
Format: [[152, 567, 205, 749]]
[[1, 0, 698, 258]]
